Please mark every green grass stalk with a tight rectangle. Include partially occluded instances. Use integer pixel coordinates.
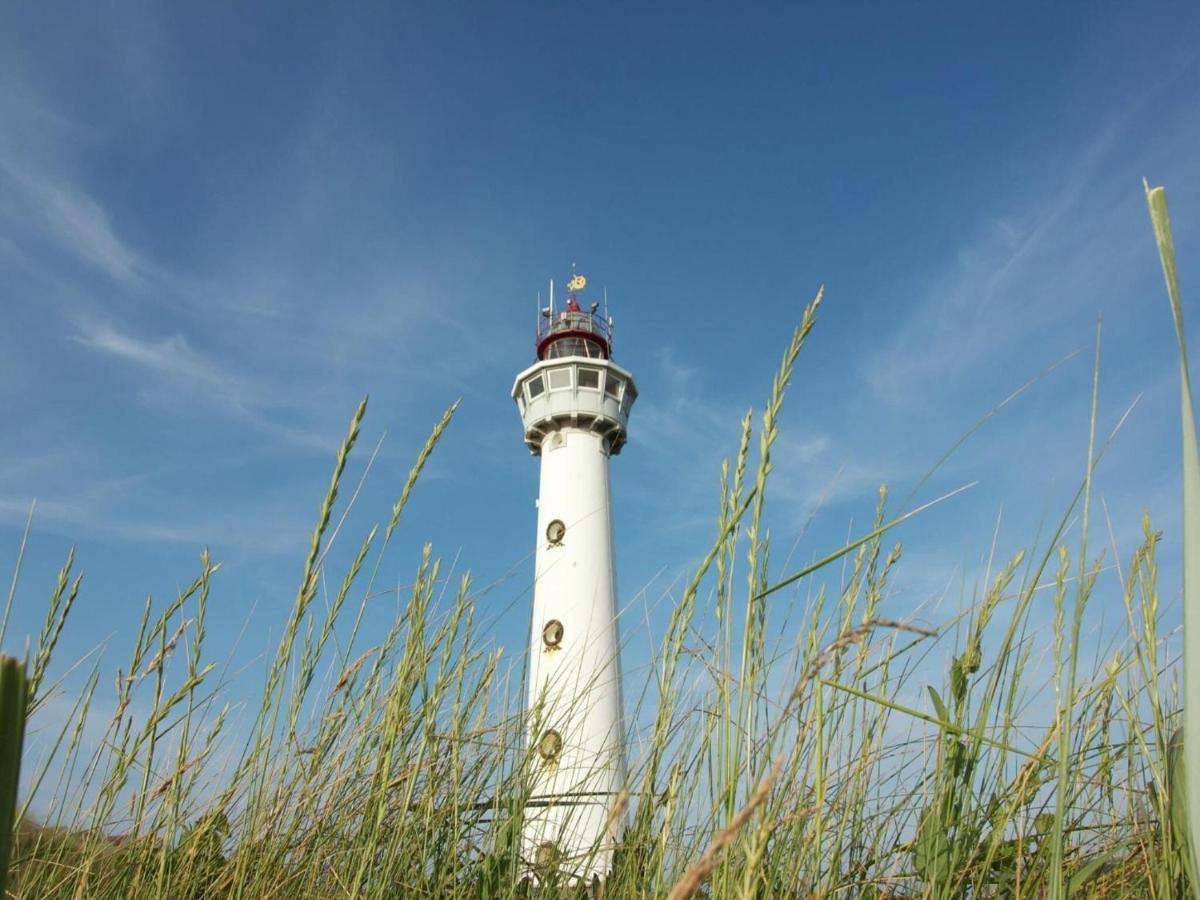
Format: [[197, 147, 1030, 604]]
[[1145, 180, 1200, 897]]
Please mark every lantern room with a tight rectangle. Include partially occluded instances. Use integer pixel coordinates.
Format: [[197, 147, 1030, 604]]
[[536, 272, 613, 360], [537, 310, 611, 360]]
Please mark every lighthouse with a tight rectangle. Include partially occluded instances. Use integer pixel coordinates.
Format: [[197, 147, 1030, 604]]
[[512, 272, 637, 882]]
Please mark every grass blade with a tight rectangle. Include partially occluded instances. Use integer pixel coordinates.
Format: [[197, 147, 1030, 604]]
[[0, 655, 28, 898], [1145, 180, 1200, 896]]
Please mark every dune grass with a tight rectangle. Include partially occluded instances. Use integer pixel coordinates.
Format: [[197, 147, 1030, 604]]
[[1145, 181, 1200, 898], [1, 198, 1195, 898], [0, 655, 27, 897]]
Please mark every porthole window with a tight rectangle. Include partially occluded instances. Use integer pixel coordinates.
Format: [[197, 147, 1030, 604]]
[[546, 519, 566, 544], [578, 367, 601, 389], [542, 619, 563, 649], [548, 367, 572, 390], [527, 376, 545, 399], [537, 729, 562, 761]]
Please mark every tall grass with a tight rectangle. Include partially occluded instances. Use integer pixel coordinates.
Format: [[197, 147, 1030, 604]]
[[1, 260, 1193, 896], [0, 655, 27, 896], [1145, 180, 1200, 897]]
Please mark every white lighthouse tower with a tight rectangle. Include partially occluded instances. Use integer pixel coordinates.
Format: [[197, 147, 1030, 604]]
[[512, 272, 637, 882]]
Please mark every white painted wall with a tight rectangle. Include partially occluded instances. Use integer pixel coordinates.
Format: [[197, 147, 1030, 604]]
[[521, 426, 626, 881]]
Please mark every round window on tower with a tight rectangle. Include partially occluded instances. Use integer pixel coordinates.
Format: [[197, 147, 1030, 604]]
[[542, 619, 563, 649], [535, 841, 560, 872], [537, 729, 562, 761], [546, 519, 566, 545]]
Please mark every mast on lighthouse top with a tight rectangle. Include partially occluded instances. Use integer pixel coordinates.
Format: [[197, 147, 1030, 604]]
[[513, 271, 638, 456], [537, 272, 612, 360]]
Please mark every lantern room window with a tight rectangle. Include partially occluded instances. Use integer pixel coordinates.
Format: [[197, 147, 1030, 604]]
[[548, 368, 572, 390], [545, 336, 605, 359], [604, 375, 624, 400], [526, 375, 545, 399], [578, 367, 601, 390], [621, 382, 637, 415]]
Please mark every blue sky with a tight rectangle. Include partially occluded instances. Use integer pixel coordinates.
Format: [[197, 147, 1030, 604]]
[[2, 2, 1200, 755]]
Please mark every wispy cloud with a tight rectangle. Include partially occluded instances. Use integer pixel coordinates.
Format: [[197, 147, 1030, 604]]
[[859, 107, 1198, 414], [0, 155, 145, 286], [0, 481, 311, 555], [70, 318, 335, 452], [770, 434, 897, 522], [0, 495, 197, 545], [72, 321, 226, 386]]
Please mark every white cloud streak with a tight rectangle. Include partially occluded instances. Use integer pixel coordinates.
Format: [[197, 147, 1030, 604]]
[[72, 321, 227, 389], [858, 107, 1199, 413], [69, 319, 336, 453], [0, 155, 145, 285]]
